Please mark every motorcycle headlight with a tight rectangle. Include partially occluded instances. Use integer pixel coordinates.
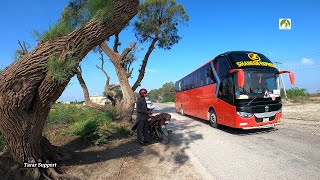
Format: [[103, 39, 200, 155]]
[[237, 111, 253, 118]]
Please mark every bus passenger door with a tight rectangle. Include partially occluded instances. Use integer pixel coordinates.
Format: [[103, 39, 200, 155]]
[[218, 75, 235, 126]]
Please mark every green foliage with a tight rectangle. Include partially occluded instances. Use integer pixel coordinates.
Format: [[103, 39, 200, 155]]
[[114, 126, 131, 136], [134, 0, 189, 50], [71, 119, 108, 144], [149, 82, 175, 102], [72, 119, 99, 135], [47, 104, 124, 145], [283, 87, 310, 102], [47, 103, 117, 125], [40, 0, 114, 42], [61, 0, 91, 30], [148, 89, 160, 102], [88, 0, 114, 22], [46, 55, 78, 83], [42, 21, 73, 42], [31, 30, 44, 43], [0, 132, 5, 152], [14, 41, 30, 60]]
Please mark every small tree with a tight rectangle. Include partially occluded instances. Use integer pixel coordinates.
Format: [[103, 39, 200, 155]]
[[285, 87, 310, 102], [14, 40, 30, 60], [149, 82, 175, 102], [160, 82, 175, 102], [149, 89, 161, 102]]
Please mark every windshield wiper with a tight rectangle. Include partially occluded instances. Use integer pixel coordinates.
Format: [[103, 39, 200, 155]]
[[247, 97, 257, 105]]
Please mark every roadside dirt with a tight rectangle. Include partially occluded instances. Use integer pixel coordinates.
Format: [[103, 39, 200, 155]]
[[44, 127, 203, 180], [282, 101, 320, 121], [281, 100, 320, 136]]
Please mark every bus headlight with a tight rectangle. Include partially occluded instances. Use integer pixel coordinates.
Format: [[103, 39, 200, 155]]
[[237, 111, 253, 118]]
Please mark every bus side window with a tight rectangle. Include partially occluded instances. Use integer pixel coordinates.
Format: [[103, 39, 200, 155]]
[[216, 56, 231, 78], [203, 64, 214, 85]]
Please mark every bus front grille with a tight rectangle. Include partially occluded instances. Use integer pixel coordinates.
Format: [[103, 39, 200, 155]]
[[255, 115, 276, 123]]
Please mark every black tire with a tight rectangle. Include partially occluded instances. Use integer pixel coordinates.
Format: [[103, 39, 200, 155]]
[[161, 128, 170, 144], [180, 106, 185, 116], [209, 109, 219, 128], [155, 127, 163, 140], [155, 127, 169, 144]]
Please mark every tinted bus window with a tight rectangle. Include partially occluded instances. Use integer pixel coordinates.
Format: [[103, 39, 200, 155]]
[[228, 52, 277, 69], [215, 56, 230, 78], [204, 64, 215, 84]]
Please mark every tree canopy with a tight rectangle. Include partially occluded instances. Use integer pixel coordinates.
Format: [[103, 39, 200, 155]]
[[134, 0, 189, 50], [149, 82, 175, 102]]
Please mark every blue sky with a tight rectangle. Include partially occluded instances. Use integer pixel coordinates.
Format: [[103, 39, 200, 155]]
[[1, 0, 319, 102]]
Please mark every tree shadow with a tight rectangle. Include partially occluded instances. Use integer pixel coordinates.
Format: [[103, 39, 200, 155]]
[[61, 137, 144, 166], [59, 116, 205, 168]]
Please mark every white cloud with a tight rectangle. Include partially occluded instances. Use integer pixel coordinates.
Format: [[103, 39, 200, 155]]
[[146, 68, 159, 74], [301, 57, 314, 65]]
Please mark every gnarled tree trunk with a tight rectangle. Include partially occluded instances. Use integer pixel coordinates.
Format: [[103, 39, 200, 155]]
[[0, 0, 138, 178], [100, 42, 136, 122], [76, 69, 113, 111]]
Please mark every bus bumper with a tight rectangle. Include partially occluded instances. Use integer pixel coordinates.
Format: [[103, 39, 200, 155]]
[[234, 111, 282, 129]]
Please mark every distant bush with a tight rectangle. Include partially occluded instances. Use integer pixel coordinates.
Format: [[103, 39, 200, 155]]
[[283, 87, 310, 102]]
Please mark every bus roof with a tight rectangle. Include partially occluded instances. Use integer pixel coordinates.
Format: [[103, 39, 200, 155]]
[[175, 51, 277, 83]]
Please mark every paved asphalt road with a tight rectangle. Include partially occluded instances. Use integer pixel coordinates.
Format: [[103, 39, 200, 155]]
[[153, 103, 320, 180]]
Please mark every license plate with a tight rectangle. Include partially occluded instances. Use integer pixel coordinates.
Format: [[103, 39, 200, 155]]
[[263, 117, 269, 122]]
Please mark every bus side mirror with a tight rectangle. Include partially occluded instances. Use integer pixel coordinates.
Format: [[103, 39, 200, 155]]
[[289, 72, 295, 85], [229, 69, 244, 88], [276, 70, 295, 85]]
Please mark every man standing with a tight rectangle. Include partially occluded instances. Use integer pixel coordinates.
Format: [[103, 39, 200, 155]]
[[135, 88, 151, 145]]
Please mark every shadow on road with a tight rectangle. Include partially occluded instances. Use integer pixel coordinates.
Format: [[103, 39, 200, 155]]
[[61, 137, 144, 166], [175, 113, 279, 136], [217, 125, 279, 136]]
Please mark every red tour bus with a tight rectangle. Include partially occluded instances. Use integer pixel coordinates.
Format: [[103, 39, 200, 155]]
[[174, 51, 295, 129]]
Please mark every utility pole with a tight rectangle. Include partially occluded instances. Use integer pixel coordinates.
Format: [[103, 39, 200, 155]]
[[274, 61, 287, 99]]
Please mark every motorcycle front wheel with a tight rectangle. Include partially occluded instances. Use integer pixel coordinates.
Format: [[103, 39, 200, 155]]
[[155, 126, 169, 144]]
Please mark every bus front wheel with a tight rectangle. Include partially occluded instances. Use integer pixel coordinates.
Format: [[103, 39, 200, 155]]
[[209, 110, 219, 128]]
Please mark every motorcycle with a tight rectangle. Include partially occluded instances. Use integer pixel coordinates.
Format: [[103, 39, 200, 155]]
[[148, 113, 172, 144]]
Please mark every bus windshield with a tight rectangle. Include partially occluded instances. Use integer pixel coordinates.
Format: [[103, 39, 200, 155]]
[[234, 71, 280, 99]]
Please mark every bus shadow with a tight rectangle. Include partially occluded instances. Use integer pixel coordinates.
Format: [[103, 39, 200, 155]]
[[218, 125, 278, 136]]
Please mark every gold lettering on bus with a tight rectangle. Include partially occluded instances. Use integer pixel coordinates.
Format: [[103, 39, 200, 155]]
[[236, 60, 276, 68]]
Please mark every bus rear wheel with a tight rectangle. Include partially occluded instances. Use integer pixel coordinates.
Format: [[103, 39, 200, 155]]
[[180, 106, 185, 116], [209, 110, 219, 128]]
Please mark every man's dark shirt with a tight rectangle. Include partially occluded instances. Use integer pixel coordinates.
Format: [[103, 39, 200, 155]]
[[136, 96, 150, 121]]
